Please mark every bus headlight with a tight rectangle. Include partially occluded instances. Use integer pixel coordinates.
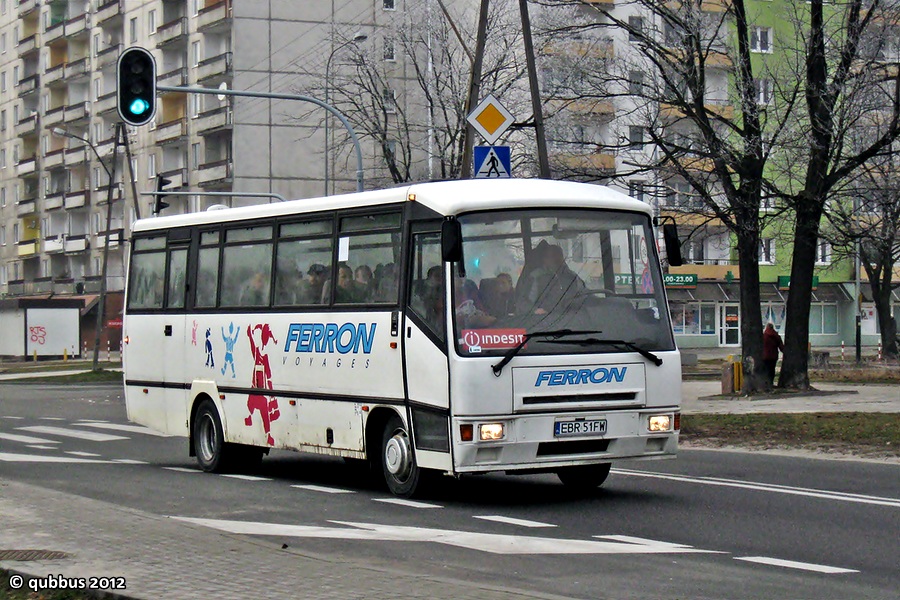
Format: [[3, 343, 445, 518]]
[[479, 423, 504, 441], [648, 415, 672, 432]]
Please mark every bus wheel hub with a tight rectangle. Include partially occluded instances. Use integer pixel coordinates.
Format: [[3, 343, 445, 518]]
[[385, 432, 410, 478]]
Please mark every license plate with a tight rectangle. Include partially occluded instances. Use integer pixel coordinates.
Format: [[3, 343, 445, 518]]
[[554, 418, 607, 437]]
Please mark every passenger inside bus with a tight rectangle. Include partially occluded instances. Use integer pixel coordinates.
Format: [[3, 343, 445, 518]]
[[334, 263, 365, 303], [354, 265, 375, 301], [299, 263, 328, 304], [240, 272, 269, 306], [455, 278, 496, 328], [517, 243, 585, 315], [480, 272, 515, 319]]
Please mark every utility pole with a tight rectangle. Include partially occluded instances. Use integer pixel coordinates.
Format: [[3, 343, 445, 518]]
[[461, 0, 491, 179], [93, 122, 122, 372], [519, 0, 551, 178]]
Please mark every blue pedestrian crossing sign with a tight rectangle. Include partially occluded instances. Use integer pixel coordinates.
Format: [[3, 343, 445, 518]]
[[474, 146, 511, 179]]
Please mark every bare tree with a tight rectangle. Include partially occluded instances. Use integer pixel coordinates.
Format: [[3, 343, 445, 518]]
[[536, 0, 900, 389]]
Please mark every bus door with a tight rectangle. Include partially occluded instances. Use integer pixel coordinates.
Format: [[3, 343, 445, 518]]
[[160, 239, 190, 433], [403, 227, 451, 471]]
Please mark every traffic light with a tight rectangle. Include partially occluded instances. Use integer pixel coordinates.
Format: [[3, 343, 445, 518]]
[[117, 47, 157, 126], [154, 175, 172, 215]]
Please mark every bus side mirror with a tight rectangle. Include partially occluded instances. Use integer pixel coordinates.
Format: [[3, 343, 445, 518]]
[[662, 223, 683, 267], [441, 219, 463, 262]]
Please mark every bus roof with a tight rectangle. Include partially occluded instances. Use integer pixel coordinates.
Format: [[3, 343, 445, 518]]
[[132, 179, 651, 233]]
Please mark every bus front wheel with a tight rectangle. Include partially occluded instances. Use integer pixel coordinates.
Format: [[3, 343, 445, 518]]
[[556, 463, 611, 490], [381, 415, 420, 497]]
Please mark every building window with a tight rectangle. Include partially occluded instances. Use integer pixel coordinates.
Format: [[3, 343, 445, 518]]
[[192, 41, 201, 66], [192, 143, 200, 169], [148, 154, 156, 178], [755, 78, 772, 105], [192, 0, 200, 16], [93, 33, 100, 56], [129, 18, 138, 44], [384, 0, 396, 9], [809, 303, 838, 335], [759, 238, 776, 264], [0, 225, 5, 245], [629, 180, 645, 202], [628, 16, 644, 42], [1, 71, 6, 92], [384, 38, 395, 61], [148, 10, 156, 35], [629, 125, 645, 148], [383, 88, 396, 113], [1, 149, 5, 168], [0, 110, 5, 131], [192, 94, 201, 117], [670, 302, 716, 335], [751, 27, 772, 53], [1, 32, 6, 54], [628, 71, 643, 95], [815, 240, 831, 265], [0, 188, 5, 207]]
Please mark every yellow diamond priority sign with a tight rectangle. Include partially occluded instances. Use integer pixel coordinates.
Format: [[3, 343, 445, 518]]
[[467, 94, 514, 145]]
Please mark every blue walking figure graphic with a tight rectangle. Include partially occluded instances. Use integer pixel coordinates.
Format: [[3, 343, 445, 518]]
[[204, 328, 215, 368], [221, 322, 240, 378]]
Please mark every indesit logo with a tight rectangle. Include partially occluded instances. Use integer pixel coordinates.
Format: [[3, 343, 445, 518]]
[[284, 323, 377, 354], [535, 367, 627, 387]]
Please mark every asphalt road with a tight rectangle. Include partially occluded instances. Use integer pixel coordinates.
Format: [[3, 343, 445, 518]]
[[1, 382, 898, 599]]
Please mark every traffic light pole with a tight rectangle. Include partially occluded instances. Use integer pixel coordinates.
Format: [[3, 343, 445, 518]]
[[92, 122, 122, 372], [157, 85, 364, 193]]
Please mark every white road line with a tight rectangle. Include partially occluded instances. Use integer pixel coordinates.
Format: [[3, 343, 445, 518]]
[[291, 484, 355, 494], [17, 426, 128, 442], [25, 445, 57, 450], [473, 515, 556, 528], [163, 467, 200, 473], [596, 535, 694, 549], [38, 417, 66, 421], [76, 419, 109, 423], [0, 432, 61, 444], [734, 556, 859, 574], [0, 452, 110, 464], [612, 468, 900, 508], [0, 416, 24, 419], [372, 498, 443, 509], [75, 422, 172, 437], [112, 458, 148, 465], [65, 451, 102, 457], [220, 474, 272, 481]]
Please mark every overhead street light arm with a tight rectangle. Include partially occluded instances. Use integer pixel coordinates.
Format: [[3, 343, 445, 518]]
[[158, 85, 365, 193]]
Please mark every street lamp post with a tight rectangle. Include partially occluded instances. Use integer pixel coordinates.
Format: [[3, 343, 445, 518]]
[[325, 32, 367, 196], [53, 125, 121, 372]]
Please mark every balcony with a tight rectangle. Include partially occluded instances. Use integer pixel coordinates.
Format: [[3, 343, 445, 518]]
[[198, 159, 233, 187], [197, 52, 233, 84], [64, 145, 88, 166], [43, 105, 66, 128], [65, 190, 89, 209], [16, 198, 36, 217], [65, 101, 91, 125], [156, 17, 188, 48], [157, 66, 187, 88], [44, 63, 65, 86], [95, 137, 117, 158], [44, 235, 65, 254], [64, 57, 90, 80], [18, 0, 39, 17], [17, 73, 39, 97], [15, 113, 39, 137], [64, 13, 91, 38], [44, 21, 65, 44], [196, 105, 232, 135], [198, 0, 232, 33], [96, 0, 124, 26], [159, 167, 188, 189], [65, 235, 89, 254], [96, 43, 123, 69], [17, 34, 38, 57], [44, 190, 65, 211], [554, 152, 616, 173], [156, 117, 188, 145], [43, 148, 65, 170], [18, 240, 39, 257], [17, 156, 37, 176], [95, 91, 117, 116], [98, 228, 125, 249]]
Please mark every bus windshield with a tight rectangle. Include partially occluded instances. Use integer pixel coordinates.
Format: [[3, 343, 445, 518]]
[[452, 209, 675, 357]]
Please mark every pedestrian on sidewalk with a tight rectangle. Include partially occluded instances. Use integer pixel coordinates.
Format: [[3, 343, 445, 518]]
[[763, 322, 784, 388]]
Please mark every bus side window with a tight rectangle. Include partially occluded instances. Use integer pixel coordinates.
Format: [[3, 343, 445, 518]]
[[128, 251, 166, 310], [408, 232, 444, 340]]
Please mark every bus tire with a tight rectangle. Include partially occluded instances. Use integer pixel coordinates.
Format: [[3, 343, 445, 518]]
[[556, 463, 611, 490], [193, 399, 231, 473], [381, 414, 420, 497]]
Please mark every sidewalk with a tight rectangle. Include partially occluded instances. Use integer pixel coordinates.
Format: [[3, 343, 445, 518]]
[[681, 381, 900, 414], [0, 480, 568, 600]]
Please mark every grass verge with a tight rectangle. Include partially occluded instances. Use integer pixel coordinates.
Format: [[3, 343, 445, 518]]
[[3, 370, 123, 384], [681, 412, 900, 458], [0, 570, 93, 600]]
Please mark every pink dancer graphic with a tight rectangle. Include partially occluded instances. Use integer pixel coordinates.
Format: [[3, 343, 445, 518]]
[[244, 323, 280, 446]]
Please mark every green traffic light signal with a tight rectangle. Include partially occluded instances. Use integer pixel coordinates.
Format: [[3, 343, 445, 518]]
[[117, 47, 157, 126]]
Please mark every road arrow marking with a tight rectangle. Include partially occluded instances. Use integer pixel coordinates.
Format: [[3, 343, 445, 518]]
[[735, 556, 858, 574], [0, 452, 110, 464], [474, 515, 556, 528], [18, 426, 127, 442]]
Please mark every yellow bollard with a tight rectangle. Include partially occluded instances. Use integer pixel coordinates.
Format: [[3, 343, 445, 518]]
[[734, 360, 743, 392], [33, 349, 38, 362], [63, 348, 68, 362]]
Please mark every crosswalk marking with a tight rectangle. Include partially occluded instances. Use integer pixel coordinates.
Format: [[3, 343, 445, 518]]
[[290, 484, 355, 494], [0, 452, 110, 464], [163, 467, 200, 473], [26, 445, 57, 450], [18, 426, 128, 442], [112, 458, 149, 465], [39, 417, 66, 421], [0, 416, 24, 420], [734, 556, 858, 574], [473, 516, 556, 528], [65, 451, 102, 457], [76, 422, 173, 437], [372, 498, 443, 509], [220, 474, 272, 482], [0, 432, 61, 445]]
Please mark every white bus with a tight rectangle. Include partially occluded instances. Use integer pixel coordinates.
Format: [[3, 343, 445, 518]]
[[123, 179, 682, 496]]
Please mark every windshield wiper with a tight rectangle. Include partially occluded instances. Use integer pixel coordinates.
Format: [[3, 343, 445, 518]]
[[491, 329, 603, 376], [544, 338, 663, 367]]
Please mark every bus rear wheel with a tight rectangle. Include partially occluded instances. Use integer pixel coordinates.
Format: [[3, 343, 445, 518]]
[[556, 463, 611, 490], [194, 400, 228, 472], [381, 415, 420, 497]]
